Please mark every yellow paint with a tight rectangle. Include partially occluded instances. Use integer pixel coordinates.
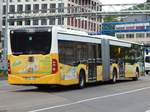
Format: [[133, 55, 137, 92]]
[[60, 79, 78, 85], [8, 52, 140, 86], [125, 63, 138, 78], [76, 64, 87, 82], [8, 53, 62, 85], [96, 66, 103, 81], [9, 54, 59, 74], [60, 63, 78, 81], [118, 48, 121, 54], [8, 73, 60, 85], [110, 64, 119, 79], [8, 53, 88, 86]]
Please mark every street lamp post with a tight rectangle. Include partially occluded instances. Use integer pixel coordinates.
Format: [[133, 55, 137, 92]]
[[4, 0, 9, 72]]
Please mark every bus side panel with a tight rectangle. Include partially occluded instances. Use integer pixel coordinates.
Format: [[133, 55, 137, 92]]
[[96, 44, 103, 82], [59, 63, 79, 85], [58, 39, 103, 85], [125, 64, 139, 78], [125, 64, 136, 78], [125, 44, 143, 78], [96, 66, 103, 81], [59, 63, 89, 85], [58, 40, 79, 85]]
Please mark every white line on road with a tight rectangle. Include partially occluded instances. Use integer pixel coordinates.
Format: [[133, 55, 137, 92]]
[[145, 110, 150, 112], [29, 86, 150, 112]]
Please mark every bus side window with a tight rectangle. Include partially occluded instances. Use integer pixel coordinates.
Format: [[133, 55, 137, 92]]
[[58, 41, 75, 65], [76, 43, 88, 63], [146, 49, 149, 55]]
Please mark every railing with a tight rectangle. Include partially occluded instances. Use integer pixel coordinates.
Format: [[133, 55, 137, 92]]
[[2, 3, 150, 21]]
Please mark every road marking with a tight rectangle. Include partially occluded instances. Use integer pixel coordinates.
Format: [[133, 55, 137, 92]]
[[29, 86, 150, 112], [145, 110, 150, 112]]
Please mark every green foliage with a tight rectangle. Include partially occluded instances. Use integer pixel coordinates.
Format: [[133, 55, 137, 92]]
[[127, 2, 150, 10], [103, 16, 119, 22], [103, 2, 150, 22]]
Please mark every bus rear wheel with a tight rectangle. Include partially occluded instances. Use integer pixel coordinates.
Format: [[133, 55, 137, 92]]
[[78, 71, 86, 89]]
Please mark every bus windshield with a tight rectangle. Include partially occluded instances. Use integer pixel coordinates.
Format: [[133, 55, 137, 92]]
[[145, 56, 150, 63], [10, 31, 52, 55]]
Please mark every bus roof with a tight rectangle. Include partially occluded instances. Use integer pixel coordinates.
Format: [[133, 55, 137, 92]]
[[91, 34, 142, 46], [92, 35, 118, 40], [55, 26, 89, 36], [9, 26, 142, 46], [55, 27, 142, 46]]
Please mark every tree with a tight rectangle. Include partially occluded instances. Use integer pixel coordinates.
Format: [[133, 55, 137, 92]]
[[103, 16, 119, 22], [147, 0, 150, 3]]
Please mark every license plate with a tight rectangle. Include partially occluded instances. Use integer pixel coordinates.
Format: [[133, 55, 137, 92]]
[[25, 77, 36, 80]]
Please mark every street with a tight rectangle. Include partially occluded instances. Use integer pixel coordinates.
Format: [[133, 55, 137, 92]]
[[0, 76, 150, 112]]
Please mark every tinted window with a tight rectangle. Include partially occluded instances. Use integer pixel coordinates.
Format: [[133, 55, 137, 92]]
[[145, 56, 150, 63], [10, 31, 51, 55]]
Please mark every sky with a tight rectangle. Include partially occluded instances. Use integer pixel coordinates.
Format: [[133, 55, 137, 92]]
[[99, 0, 147, 11], [0, 0, 2, 31], [99, 0, 147, 4]]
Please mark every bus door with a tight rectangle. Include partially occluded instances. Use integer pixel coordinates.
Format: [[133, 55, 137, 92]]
[[110, 45, 126, 78], [124, 46, 136, 77], [88, 44, 97, 82], [118, 59, 125, 77], [102, 39, 110, 81], [118, 47, 125, 77]]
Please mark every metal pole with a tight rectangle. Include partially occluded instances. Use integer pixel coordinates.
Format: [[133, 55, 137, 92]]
[[61, 0, 63, 26], [96, 3, 98, 34], [4, 0, 9, 71]]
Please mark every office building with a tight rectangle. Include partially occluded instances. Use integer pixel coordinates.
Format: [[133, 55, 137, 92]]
[[2, 0, 102, 32]]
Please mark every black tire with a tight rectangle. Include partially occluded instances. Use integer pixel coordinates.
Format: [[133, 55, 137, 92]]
[[132, 69, 139, 81], [36, 85, 48, 90], [146, 71, 149, 75], [78, 71, 86, 89], [111, 69, 117, 83]]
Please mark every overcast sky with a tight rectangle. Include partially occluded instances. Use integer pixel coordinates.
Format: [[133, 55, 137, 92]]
[[100, 0, 147, 4], [0, 0, 2, 31], [99, 0, 147, 11]]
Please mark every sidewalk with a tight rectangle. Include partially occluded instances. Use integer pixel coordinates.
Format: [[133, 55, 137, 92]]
[[0, 71, 7, 80]]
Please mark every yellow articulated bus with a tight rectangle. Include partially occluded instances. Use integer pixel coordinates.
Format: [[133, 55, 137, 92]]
[[8, 26, 144, 88]]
